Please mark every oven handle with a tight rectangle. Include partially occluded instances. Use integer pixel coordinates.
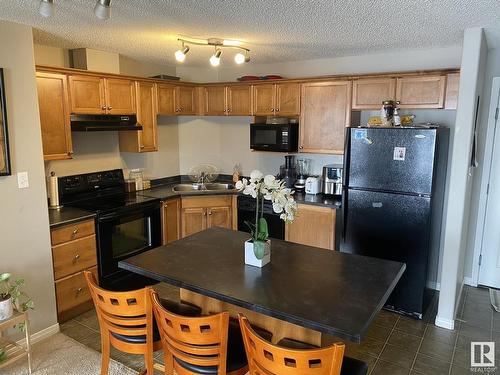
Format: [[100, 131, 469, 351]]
[[97, 200, 161, 221]]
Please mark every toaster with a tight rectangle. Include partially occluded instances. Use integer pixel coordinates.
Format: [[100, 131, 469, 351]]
[[305, 177, 321, 195]]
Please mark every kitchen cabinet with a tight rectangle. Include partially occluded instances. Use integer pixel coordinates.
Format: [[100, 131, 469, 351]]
[[396, 75, 446, 109], [285, 204, 336, 250], [68, 75, 135, 114], [444, 73, 460, 110], [352, 78, 396, 109], [119, 81, 158, 152], [157, 84, 196, 115], [51, 218, 97, 322], [299, 81, 351, 154], [36, 72, 73, 161], [180, 195, 233, 238], [162, 198, 180, 245], [253, 83, 300, 116], [203, 85, 253, 116]]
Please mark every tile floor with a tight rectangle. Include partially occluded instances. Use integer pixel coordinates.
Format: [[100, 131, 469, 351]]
[[61, 284, 499, 375]]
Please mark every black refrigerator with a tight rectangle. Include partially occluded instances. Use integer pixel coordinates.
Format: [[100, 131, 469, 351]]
[[341, 126, 449, 318]]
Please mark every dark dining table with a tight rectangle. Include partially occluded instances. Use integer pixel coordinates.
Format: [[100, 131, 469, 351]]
[[119, 227, 405, 343]]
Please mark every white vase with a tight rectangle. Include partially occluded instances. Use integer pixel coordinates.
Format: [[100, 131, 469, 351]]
[[245, 239, 271, 268], [0, 296, 13, 320]]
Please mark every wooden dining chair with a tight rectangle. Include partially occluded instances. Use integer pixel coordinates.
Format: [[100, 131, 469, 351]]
[[150, 288, 248, 375], [238, 313, 346, 375], [84, 271, 201, 375]]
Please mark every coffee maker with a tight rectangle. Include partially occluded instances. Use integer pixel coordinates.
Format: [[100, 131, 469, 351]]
[[294, 158, 311, 191], [322, 164, 343, 196], [278, 155, 296, 188]]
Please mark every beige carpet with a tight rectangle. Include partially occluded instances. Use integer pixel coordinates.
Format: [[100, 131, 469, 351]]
[[1, 333, 137, 375]]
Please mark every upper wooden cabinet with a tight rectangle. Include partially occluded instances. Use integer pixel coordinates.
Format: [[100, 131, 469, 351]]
[[119, 81, 157, 153], [396, 75, 446, 109], [444, 73, 460, 110], [253, 83, 300, 116], [157, 84, 196, 115], [68, 75, 135, 114], [36, 72, 73, 161], [203, 85, 253, 116], [352, 78, 396, 109], [299, 81, 351, 154], [180, 196, 233, 238]]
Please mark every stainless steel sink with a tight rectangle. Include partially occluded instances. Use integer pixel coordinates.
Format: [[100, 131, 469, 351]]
[[172, 183, 236, 193]]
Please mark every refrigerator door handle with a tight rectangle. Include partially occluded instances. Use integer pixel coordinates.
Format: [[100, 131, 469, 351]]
[[341, 189, 348, 241]]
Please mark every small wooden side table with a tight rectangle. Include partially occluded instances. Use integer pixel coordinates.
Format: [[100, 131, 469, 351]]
[[0, 310, 32, 374]]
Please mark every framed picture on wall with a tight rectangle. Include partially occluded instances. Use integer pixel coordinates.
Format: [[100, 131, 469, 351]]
[[0, 68, 11, 176]]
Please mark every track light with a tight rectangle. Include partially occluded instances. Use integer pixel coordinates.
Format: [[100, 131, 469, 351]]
[[175, 45, 190, 62], [234, 52, 250, 64], [94, 0, 111, 20], [38, 0, 54, 17], [210, 49, 222, 67]]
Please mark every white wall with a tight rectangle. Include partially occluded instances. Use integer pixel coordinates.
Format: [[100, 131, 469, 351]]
[[0, 22, 58, 336], [436, 28, 488, 330]]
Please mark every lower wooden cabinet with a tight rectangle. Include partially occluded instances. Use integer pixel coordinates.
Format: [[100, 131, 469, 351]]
[[50, 218, 97, 322], [162, 198, 180, 244], [285, 204, 336, 250], [180, 195, 234, 238]]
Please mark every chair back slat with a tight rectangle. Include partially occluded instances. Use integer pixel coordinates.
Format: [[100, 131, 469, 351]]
[[239, 314, 345, 375], [150, 289, 229, 372]]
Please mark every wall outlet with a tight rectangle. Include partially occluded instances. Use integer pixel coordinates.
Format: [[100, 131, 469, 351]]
[[17, 171, 29, 189]]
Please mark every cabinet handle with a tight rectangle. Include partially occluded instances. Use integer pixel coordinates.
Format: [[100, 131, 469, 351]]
[[208, 211, 212, 215], [203, 211, 207, 216], [74, 254, 80, 261], [140, 145, 145, 149], [76, 287, 83, 294], [223, 109, 227, 112], [299, 146, 304, 149], [72, 228, 79, 236], [107, 106, 112, 110], [271, 108, 275, 112], [227, 109, 231, 113], [101, 105, 107, 110], [275, 108, 280, 112]]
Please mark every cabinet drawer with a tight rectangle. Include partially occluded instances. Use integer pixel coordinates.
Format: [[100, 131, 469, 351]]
[[52, 235, 97, 279], [55, 267, 96, 316], [51, 219, 95, 245], [181, 195, 232, 208]]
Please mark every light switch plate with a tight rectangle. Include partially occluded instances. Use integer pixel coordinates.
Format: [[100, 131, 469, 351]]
[[17, 171, 29, 189]]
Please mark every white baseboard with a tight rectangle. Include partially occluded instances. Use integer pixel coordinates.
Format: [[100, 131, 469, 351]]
[[463, 277, 475, 286], [16, 323, 60, 346], [435, 316, 455, 330]]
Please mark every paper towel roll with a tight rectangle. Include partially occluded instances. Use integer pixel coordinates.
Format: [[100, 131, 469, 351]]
[[48, 172, 60, 208]]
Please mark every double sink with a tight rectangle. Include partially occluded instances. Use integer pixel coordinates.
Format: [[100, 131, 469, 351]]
[[172, 183, 237, 193]]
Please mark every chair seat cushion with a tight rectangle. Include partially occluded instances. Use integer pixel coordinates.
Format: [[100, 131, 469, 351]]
[[174, 321, 248, 374], [277, 338, 368, 375], [111, 299, 202, 345]]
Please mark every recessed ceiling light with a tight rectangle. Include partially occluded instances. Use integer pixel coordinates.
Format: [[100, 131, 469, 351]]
[[38, 0, 54, 17]]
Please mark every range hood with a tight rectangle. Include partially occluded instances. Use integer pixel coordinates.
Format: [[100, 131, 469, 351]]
[[70, 114, 142, 132]]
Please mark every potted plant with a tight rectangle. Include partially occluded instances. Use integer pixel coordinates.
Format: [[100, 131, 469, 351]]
[[0, 273, 34, 323], [236, 170, 297, 267]]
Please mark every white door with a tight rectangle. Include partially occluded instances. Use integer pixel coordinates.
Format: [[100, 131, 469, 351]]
[[478, 81, 500, 288]]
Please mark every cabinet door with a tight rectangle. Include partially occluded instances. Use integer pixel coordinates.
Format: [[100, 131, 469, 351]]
[[396, 76, 446, 108], [352, 78, 396, 109], [253, 84, 275, 115], [36, 72, 73, 160], [104, 78, 136, 114], [181, 207, 206, 238], [444, 73, 460, 110], [227, 85, 252, 115], [177, 86, 196, 115], [204, 86, 227, 115], [207, 206, 232, 229], [137, 81, 157, 151], [163, 198, 180, 244], [285, 204, 336, 250], [157, 84, 177, 115], [68, 75, 105, 114], [276, 83, 300, 116], [299, 81, 351, 154]]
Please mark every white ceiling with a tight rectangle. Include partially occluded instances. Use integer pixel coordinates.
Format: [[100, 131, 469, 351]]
[[0, 0, 499, 67]]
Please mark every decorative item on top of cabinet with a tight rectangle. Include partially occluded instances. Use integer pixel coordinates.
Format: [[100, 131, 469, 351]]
[[396, 75, 446, 109], [157, 84, 196, 115], [180, 195, 233, 238], [119, 81, 158, 153], [299, 81, 351, 154], [444, 73, 460, 110], [162, 198, 180, 245], [285, 204, 336, 250], [36, 72, 73, 160], [352, 78, 396, 109], [253, 83, 300, 116], [68, 75, 136, 115]]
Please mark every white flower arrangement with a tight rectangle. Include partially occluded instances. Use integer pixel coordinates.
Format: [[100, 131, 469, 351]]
[[236, 170, 298, 259]]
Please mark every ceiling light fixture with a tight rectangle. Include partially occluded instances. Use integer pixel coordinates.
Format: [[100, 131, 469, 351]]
[[38, 0, 55, 17], [174, 37, 250, 67], [94, 0, 111, 20]]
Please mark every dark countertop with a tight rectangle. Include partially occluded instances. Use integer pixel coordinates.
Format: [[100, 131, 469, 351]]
[[48, 206, 95, 228], [120, 227, 405, 343]]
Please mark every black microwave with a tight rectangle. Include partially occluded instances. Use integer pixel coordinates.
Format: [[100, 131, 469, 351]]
[[250, 123, 299, 152]]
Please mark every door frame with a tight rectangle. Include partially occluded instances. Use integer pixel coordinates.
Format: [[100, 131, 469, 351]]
[[471, 77, 500, 286]]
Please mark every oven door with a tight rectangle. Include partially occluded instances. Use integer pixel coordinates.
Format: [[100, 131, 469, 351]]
[[96, 201, 161, 285]]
